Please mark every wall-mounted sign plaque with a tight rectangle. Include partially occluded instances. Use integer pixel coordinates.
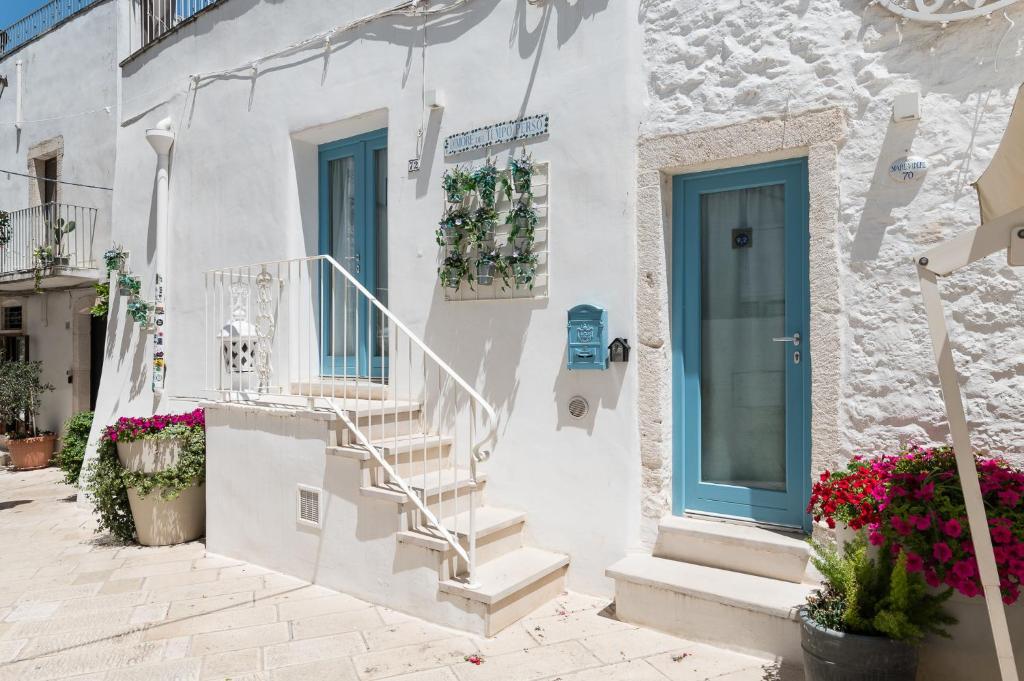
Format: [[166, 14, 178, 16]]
[[444, 114, 549, 157], [889, 156, 929, 183]]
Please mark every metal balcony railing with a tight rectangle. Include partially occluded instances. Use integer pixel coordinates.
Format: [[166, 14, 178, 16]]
[[0, 203, 98, 275], [132, 0, 221, 53], [0, 0, 104, 56]]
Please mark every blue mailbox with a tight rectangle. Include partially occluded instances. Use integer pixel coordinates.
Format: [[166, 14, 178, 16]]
[[567, 304, 608, 370]]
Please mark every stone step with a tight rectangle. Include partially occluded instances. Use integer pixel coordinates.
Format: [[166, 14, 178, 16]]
[[327, 434, 452, 464], [290, 379, 389, 400], [607, 554, 813, 664], [359, 468, 484, 506], [655, 516, 810, 584], [439, 547, 569, 636], [397, 506, 526, 567]]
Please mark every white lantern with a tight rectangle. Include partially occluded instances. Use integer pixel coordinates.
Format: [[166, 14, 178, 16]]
[[219, 281, 257, 386]]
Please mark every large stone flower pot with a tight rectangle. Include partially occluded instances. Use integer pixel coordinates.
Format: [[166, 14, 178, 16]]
[[800, 607, 918, 681], [117, 439, 205, 546], [8, 434, 56, 470]]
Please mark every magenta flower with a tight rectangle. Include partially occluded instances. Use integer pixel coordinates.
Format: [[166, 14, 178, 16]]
[[905, 552, 924, 573], [941, 518, 962, 538], [933, 542, 953, 563]]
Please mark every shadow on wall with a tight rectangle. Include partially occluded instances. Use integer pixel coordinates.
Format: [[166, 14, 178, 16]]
[[850, 116, 922, 262]]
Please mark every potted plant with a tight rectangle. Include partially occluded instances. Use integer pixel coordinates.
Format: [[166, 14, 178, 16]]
[[508, 153, 534, 195], [103, 245, 128, 274], [90, 282, 110, 318], [32, 245, 54, 293], [127, 299, 151, 325], [473, 160, 499, 209], [0, 210, 11, 248], [506, 249, 538, 289], [0, 355, 56, 470], [506, 200, 538, 248], [118, 273, 141, 297], [437, 207, 471, 247], [47, 217, 76, 266], [472, 206, 498, 247], [439, 251, 471, 291], [88, 409, 206, 546], [442, 166, 473, 204], [801, 537, 956, 681], [475, 249, 501, 286]]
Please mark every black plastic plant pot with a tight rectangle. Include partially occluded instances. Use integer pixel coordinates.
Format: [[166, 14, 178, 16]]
[[476, 262, 494, 285], [800, 608, 918, 681]]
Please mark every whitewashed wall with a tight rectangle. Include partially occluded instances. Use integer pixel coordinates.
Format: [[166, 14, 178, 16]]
[[0, 0, 117, 434], [92, 0, 643, 595], [642, 0, 1024, 468]]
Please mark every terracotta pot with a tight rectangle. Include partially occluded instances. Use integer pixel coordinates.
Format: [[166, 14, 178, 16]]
[[127, 484, 205, 546], [117, 438, 205, 546], [7, 434, 56, 470]]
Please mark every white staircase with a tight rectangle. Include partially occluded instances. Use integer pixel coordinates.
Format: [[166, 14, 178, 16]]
[[607, 516, 814, 665], [206, 256, 570, 636]]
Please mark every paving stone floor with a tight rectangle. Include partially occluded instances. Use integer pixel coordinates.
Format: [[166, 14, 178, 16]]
[[0, 467, 800, 681]]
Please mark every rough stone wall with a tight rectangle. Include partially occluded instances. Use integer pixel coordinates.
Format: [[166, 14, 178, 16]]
[[642, 0, 1024, 472]]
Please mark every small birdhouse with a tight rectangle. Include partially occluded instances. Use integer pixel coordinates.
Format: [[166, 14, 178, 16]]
[[608, 338, 631, 363]]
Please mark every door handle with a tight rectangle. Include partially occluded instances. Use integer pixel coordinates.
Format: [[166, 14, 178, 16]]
[[772, 332, 801, 347]]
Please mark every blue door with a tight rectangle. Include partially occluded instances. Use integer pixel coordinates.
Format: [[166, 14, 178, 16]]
[[318, 129, 388, 378], [672, 159, 810, 529]]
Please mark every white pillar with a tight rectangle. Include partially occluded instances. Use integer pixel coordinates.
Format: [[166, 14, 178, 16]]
[[15, 60, 22, 129], [146, 119, 174, 395]]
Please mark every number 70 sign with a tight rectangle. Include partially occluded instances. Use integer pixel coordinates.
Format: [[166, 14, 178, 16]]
[[889, 156, 929, 183]]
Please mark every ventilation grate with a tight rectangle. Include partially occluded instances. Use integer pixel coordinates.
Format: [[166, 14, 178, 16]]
[[296, 485, 321, 528], [568, 395, 589, 419]]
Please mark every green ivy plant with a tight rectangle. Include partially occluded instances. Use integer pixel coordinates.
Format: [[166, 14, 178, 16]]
[[474, 249, 502, 286], [90, 282, 110, 318], [502, 153, 535, 200], [471, 206, 498, 248], [806, 537, 956, 643], [126, 299, 151, 325], [103, 245, 128, 273], [57, 411, 93, 486], [472, 161, 499, 209], [442, 166, 473, 204], [32, 245, 54, 293], [438, 251, 472, 291], [118, 273, 141, 297], [0, 210, 11, 248], [437, 207, 471, 247], [506, 249, 538, 290], [87, 422, 206, 544], [506, 201, 538, 246]]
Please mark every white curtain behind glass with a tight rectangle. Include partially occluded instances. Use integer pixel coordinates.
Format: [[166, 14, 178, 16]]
[[699, 184, 787, 489], [330, 157, 358, 358]]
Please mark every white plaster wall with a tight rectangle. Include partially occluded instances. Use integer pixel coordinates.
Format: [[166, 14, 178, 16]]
[[0, 1, 118, 435], [93, 0, 643, 596], [642, 0, 1024, 467]]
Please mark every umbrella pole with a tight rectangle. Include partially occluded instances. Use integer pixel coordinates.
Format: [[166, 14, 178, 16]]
[[918, 265, 1019, 681]]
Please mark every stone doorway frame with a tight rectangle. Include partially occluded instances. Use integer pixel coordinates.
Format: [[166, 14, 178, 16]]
[[634, 107, 847, 544]]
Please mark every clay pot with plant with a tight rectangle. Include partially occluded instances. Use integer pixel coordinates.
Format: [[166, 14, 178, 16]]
[[0, 354, 56, 470]]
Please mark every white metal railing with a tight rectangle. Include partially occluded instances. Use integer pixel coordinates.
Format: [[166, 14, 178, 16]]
[[131, 0, 221, 53], [0, 203, 98, 275], [205, 255, 498, 583]]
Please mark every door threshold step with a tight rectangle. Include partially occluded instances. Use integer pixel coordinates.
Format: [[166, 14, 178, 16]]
[[440, 547, 569, 605], [656, 516, 810, 583], [398, 506, 527, 552]]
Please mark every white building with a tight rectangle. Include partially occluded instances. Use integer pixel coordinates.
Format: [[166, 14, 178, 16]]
[[0, 0, 118, 438], [16, 0, 1018, 676]]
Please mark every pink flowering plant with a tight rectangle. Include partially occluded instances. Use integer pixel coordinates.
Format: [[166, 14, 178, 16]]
[[87, 408, 206, 543], [811, 443, 1024, 605]]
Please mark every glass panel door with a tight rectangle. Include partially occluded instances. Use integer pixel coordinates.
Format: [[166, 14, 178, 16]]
[[673, 159, 810, 529], [318, 129, 388, 379]]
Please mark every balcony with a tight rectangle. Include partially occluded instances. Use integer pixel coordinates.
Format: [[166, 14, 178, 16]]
[[128, 0, 225, 57], [0, 0, 105, 57], [0, 203, 99, 292]]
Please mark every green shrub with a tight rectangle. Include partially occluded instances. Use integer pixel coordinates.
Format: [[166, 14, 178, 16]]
[[56, 411, 93, 486], [806, 537, 956, 643]]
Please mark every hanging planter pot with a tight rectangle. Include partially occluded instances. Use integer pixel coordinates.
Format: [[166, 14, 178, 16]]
[[118, 274, 141, 297], [442, 167, 472, 204], [437, 207, 471, 248], [513, 263, 535, 287], [438, 252, 471, 292], [476, 259, 496, 286], [103, 246, 128, 274]]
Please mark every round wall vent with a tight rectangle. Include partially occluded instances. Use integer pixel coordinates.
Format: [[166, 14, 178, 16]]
[[568, 395, 590, 419]]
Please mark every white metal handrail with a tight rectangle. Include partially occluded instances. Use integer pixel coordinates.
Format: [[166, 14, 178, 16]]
[[0, 203, 98, 275], [205, 255, 498, 583]]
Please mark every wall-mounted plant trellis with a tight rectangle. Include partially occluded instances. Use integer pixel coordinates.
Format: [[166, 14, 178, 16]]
[[437, 155, 550, 301]]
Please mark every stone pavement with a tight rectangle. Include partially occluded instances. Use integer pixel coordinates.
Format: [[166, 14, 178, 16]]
[[0, 467, 798, 681]]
